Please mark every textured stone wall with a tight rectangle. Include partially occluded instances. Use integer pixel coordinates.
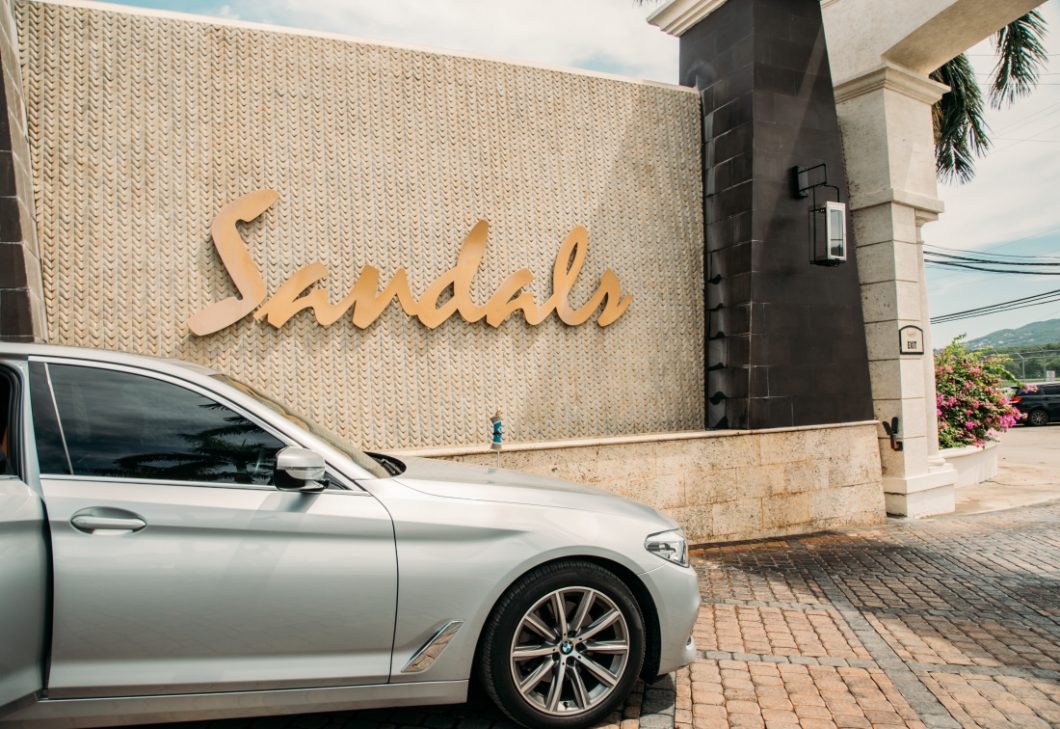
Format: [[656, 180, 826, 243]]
[[16, 0, 704, 450], [0, 0, 43, 342], [429, 422, 884, 544]]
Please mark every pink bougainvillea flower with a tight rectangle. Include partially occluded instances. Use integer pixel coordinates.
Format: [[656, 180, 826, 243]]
[[935, 337, 1020, 449]]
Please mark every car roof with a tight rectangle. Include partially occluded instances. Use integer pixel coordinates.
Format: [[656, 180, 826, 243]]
[[0, 341, 219, 377]]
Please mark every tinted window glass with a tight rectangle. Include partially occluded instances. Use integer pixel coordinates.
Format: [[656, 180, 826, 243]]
[[30, 363, 71, 475], [214, 374, 392, 479], [47, 364, 284, 485], [1021, 385, 1060, 396], [0, 369, 16, 476]]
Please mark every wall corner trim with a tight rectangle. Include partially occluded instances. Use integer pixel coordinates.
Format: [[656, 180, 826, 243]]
[[648, 0, 728, 37]]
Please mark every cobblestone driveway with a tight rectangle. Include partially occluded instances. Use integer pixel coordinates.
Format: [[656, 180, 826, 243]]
[[157, 502, 1060, 729]]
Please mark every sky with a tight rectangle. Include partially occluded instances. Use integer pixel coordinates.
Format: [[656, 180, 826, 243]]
[[103, 0, 1060, 345], [919, 1, 1060, 345]]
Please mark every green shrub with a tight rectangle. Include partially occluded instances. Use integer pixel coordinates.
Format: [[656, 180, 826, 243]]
[[935, 337, 1022, 448]]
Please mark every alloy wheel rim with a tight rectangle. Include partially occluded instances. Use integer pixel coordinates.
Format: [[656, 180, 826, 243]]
[[509, 586, 630, 716]]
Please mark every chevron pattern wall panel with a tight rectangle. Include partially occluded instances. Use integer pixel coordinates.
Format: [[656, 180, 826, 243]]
[[16, 0, 704, 449]]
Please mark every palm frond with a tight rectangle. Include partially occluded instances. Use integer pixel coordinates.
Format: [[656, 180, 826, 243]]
[[991, 10, 1049, 109], [930, 54, 990, 184]]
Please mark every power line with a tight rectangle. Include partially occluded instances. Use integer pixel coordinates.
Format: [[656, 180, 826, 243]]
[[924, 248, 1060, 274], [926, 260, 1060, 274], [934, 297, 1060, 324], [996, 101, 1060, 135], [925, 251, 1060, 267], [966, 52, 1060, 57], [992, 119, 1060, 147], [932, 288, 1060, 319], [931, 288, 1060, 324], [928, 244, 1060, 261], [936, 289, 1060, 316]]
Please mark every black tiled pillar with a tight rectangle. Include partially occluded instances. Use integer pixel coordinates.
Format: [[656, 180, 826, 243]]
[[679, 0, 873, 429]]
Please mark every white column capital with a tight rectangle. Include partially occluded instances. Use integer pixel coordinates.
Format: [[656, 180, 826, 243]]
[[648, 0, 729, 37], [834, 62, 949, 106], [848, 187, 945, 216]]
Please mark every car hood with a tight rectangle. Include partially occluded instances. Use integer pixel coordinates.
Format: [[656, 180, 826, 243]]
[[392, 455, 676, 526]]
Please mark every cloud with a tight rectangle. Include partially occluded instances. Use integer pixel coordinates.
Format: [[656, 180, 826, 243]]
[[226, 0, 678, 83]]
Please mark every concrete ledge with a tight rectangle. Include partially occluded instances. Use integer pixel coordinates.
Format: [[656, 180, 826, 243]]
[[402, 422, 886, 544], [392, 420, 880, 458], [941, 440, 1000, 488]]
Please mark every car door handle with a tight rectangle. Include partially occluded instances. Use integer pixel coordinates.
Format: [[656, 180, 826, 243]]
[[71, 509, 147, 534]]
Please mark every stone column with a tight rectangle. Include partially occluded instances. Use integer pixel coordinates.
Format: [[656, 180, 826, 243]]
[[0, 0, 45, 342], [833, 64, 957, 516], [917, 212, 946, 468]]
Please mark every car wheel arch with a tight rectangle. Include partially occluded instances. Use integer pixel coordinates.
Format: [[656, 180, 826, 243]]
[[470, 554, 662, 684]]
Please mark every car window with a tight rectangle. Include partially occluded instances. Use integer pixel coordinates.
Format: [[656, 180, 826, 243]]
[[30, 363, 70, 475], [1022, 384, 1060, 396], [0, 368, 17, 477], [44, 364, 285, 486], [213, 374, 392, 479]]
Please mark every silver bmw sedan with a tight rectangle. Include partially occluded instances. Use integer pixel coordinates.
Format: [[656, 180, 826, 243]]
[[0, 343, 699, 729]]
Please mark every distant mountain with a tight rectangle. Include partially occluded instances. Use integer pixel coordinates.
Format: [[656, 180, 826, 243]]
[[966, 318, 1060, 350]]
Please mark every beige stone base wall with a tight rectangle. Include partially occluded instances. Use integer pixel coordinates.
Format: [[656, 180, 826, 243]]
[[397, 422, 885, 544]]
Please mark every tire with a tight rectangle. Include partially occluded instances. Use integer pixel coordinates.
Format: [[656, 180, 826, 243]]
[[477, 560, 645, 729], [1027, 409, 1049, 427]]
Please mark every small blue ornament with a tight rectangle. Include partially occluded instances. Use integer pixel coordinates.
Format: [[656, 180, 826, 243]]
[[490, 411, 503, 451]]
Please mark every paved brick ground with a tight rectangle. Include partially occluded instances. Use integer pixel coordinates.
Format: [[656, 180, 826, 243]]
[[155, 501, 1059, 729]]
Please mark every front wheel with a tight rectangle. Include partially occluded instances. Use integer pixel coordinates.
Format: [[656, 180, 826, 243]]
[[478, 560, 645, 729], [1027, 409, 1049, 427]]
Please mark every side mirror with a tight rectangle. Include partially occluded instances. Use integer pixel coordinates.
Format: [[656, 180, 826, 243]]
[[275, 446, 326, 491]]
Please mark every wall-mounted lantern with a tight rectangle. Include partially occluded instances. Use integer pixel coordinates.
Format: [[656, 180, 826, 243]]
[[791, 163, 847, 267]]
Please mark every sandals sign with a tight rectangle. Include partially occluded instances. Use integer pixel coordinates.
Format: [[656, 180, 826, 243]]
[[189, 190, 633, 336]]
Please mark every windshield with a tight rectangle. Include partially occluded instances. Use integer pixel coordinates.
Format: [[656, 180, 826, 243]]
[[213, 374, 390, 479]]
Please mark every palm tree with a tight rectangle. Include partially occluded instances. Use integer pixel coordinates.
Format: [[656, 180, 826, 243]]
[[931, 10, 1050, 183]]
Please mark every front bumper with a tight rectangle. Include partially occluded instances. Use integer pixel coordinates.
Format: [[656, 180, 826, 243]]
[[643, 559, 701, 675]]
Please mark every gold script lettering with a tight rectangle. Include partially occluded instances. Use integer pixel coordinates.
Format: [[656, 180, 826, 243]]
[[187, 189, 276, 336], [188, 189, 633, 335], [253, 263, 420, 328], [413, 220, 489, 329]]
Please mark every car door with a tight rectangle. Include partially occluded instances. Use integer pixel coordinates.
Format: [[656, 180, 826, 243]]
[[0, 361, 48, 713], [1046, 384, 1060, 420], [30, 359, 397, 699]]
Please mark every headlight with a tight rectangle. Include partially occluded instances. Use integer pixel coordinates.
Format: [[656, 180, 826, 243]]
[[645, 529, 689, 567]]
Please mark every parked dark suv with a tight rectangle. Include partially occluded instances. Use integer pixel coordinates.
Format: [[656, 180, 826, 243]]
[[1012, 383, 1060, 426]]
